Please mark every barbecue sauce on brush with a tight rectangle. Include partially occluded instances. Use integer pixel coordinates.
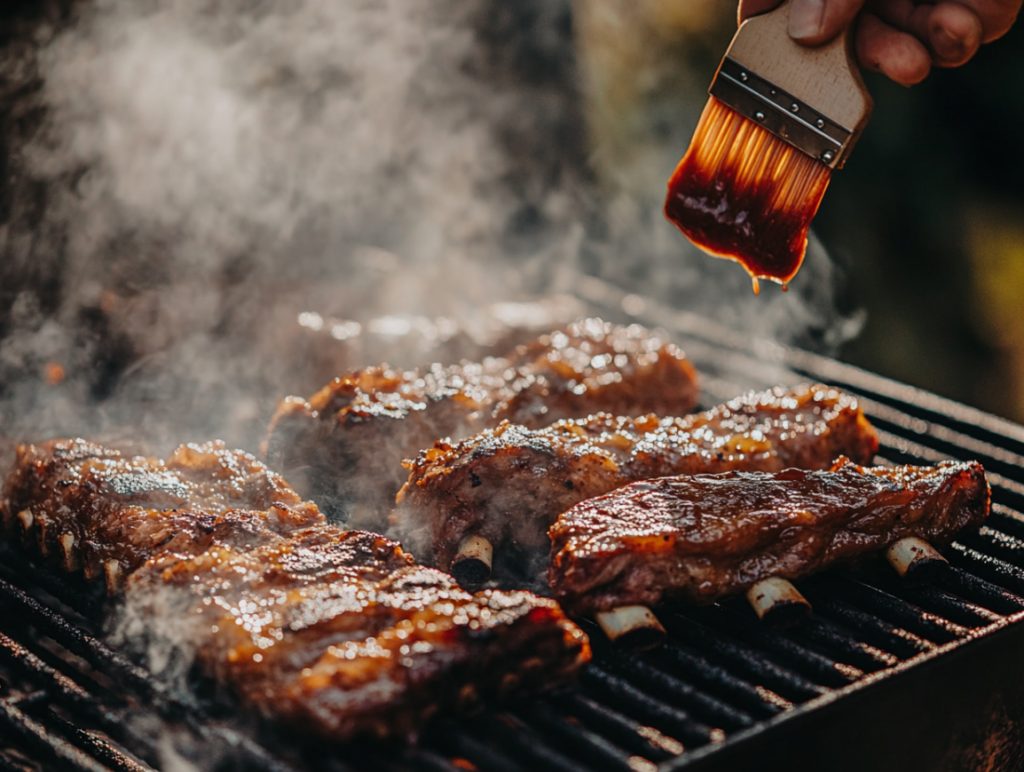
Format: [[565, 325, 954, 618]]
[[663, 100, 832, 293]]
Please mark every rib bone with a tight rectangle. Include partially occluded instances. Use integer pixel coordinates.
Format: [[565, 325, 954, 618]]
[[451, 535, 493, 586], [746, 578, 811, 627], [595, 605, 666, 649], [104, 560, 123, 595], [886, 536, 948, 586], [60, 533, 81, 573]]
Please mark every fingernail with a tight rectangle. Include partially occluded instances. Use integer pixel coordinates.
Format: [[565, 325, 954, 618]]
[[789, 0, 826, 40], [932, 26, 966, 63]]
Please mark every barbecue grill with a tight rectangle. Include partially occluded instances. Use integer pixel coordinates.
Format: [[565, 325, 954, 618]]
[[3, 279, 1024, 772]]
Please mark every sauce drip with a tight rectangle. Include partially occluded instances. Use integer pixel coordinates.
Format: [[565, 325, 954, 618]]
[[664, 100, 832, 289]]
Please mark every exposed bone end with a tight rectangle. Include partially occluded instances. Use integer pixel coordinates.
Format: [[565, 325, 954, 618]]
[[886, 536, 948, 587], [82, 558, 99, 581], [747, 577, 812, 628], [595, 605, 666, 650], [35, 516, 50, 557], [451, 535, 493, 587], [104, 560, 124, 595], [17, 509, 33, 534], [60, 534, 81, 573]]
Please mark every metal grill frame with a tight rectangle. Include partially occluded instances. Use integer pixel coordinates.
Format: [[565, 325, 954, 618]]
[[3, 280, 1024, 771]]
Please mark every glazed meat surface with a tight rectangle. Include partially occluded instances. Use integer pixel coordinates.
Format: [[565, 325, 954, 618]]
[[1, 440, 589, 741], [262, 319, 699, 528], [549, 458, 990, 615], [395, 385, 880, 582]]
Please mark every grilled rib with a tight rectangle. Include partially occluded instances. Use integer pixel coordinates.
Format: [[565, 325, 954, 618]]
[[549, 458, 990, 616], [395, 385, 879, 582], [262, 318, 699, 528], [1, 439, 589, 741]]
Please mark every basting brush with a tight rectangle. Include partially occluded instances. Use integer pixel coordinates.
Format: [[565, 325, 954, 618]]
[[664, 0, 873, 293]]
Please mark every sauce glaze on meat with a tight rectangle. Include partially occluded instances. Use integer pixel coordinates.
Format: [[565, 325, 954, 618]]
[[1, 439, 589, 740], [263, 319, 699, 528], [395, 384, 879, 582], [549, 458, 990, 615]]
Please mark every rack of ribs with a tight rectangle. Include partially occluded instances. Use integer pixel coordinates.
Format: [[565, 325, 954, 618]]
[[548, 458, 990, 616], [262, 318, 699, 528], [0, 439, 589, 741], [394, 385, 880, 585]]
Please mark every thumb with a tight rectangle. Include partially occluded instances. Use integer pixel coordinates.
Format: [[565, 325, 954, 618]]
[[788, 0, 867, 44]]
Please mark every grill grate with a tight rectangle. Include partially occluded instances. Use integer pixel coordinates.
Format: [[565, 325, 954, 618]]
[[5, 290, 1024, 771]]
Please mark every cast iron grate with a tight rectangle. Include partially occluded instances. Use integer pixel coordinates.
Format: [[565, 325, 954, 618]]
[[4, 289, 1024, 771]]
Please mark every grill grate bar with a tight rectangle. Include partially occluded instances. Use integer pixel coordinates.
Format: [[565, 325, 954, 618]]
[[0, 630, 109, 721], [961, 526, 1024, 568], [898, 585, 1003, 628], [947, 543, 1024, 598], [937, 565, 1024, 614], [0, 697, 114, 772], [684, 605, 861, 687], [599, 652, 754, 731], [475, 714, 594, 772], [989, 504, 1024, 541], [512, 702, 641, 772], [652, 642, 789, 719], [787, 616, 899, 671], [857, 396, 1024, 475], [556, 694, 679, 762], [663, 614, 826, 703], [0, 576, 163, 708], [802, 594, 930, 658], [580, 667, 720, 747], [430, 719, 528, 772], [816, 576, 968, 644], [0, 567, 302, 772], [37, 708, 156, 772]]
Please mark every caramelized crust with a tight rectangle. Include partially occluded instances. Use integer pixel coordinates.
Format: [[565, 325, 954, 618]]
[[1, 440, 589, 741], [262, 319, 698, 527], [549, 458, 990, 615], [395, 385, 879, 581]]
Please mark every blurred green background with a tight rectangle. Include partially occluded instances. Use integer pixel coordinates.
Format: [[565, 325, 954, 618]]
[[573, 0, 1024, 422]]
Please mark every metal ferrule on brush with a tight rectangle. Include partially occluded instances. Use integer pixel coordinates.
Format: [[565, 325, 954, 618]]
[[710, 58, 852, 169]]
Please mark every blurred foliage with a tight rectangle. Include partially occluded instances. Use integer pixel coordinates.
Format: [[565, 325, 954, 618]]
[[817, 21, 1024, 422]]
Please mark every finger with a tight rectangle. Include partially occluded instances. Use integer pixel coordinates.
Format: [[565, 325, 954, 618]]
[[856, 13, 932, 85], [946, 0, 1020, 43], [926, 3, 984, 67], [788, 0, 868, 44], [868, 0, 983, 66], [738, 0, 784, 24]]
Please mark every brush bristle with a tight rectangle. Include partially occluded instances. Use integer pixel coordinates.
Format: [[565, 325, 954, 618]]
[[664, 98, 831, 290]]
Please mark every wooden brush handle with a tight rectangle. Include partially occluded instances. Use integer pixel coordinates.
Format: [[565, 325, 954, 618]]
[[726, 0, 872, 132]]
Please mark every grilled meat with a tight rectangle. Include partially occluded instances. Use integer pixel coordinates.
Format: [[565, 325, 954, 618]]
[[1, 439, 589, 741], [549, 458, 990, 615], [262, 318, 698, 528], [395, 385, 879, 582]]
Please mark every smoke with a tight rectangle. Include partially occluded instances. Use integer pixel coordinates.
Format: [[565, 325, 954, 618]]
[[0, 0, 593, 451], [0, 0, 859, 460]]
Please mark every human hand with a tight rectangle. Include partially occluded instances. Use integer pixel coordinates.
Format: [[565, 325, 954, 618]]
[[737, 0, 1021, 86]]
